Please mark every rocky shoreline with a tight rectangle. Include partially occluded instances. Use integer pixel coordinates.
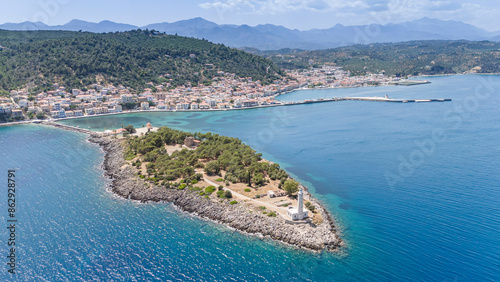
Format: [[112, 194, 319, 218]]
[[14, 121, 343, 251], [85, 135, 343, 252]]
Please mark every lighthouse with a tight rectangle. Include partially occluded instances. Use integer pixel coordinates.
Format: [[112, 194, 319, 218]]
[[298, 189, 304, 216], [287, 188, 309, 220]]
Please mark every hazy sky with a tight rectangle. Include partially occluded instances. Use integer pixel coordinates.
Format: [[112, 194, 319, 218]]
[[1, 0, 499, 31]]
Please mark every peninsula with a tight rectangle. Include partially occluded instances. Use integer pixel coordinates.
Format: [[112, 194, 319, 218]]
[[46, 121, 343, 252]]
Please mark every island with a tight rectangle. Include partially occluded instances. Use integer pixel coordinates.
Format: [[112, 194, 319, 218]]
[[74, 124, 344, 252]]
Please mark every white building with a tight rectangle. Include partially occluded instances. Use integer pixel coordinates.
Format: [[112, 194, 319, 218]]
[[18, 99, 28, 108], [50, 110, 60, 118], [58, 109, 66, 118], [287, 189, 309, 220], [121, 94, 134, 103], [85, 108, 94, 115], [52, 102, 61, 111], [140, 102, 149, 110]]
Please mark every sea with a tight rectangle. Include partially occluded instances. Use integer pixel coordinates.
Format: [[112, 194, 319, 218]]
[[1, 75, 499, 281]]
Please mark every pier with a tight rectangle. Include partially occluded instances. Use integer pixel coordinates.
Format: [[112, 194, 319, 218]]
[[283, 96, 452, 106], [40, 121, 100, 136]]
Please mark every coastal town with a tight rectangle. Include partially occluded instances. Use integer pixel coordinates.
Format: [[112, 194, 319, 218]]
[[0, 66, 404, 122]]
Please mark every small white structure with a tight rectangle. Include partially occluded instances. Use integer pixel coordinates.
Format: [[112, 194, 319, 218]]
[[287, 189, 309, 220], [267, 191, 275, 198]]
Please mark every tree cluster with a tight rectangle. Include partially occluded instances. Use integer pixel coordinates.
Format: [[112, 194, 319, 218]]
[[126, 126, 291, 191]]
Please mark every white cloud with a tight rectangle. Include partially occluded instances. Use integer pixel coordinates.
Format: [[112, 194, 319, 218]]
[[199, 0, 500, 31], [199, 0, 369, 15]]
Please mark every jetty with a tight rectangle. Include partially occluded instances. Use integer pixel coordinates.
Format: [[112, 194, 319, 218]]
[[392, 80, 431, 86], [283, 96, 451, 106], [40, 121, 98, 135]]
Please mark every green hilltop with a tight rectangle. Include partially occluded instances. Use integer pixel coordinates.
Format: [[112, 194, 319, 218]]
[[0, 29, 284, 94], [261, 40, 500, 77]]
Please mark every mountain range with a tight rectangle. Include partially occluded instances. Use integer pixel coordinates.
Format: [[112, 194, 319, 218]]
[[1, 17, 499, 50]]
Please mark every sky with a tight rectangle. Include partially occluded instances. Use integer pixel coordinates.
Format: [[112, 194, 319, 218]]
[[1, 0, 499, 31]]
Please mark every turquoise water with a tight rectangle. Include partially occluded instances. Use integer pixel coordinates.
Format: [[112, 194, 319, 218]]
[[1, 75, 500, 280]]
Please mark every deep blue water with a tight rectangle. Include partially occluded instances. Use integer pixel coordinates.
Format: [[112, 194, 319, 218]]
[[1, 75, 500, 281]]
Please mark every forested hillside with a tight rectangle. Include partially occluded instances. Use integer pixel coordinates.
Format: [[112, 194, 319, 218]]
[[0, 30, 284, 95], [260, 40, 500, 77]]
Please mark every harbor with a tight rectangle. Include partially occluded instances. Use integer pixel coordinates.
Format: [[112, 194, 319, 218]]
[[0, 95, 453, 126]]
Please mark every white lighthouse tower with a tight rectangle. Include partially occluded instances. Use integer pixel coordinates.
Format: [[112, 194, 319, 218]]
[[287, 188, 309, 220], [298, 189, 304, 216]]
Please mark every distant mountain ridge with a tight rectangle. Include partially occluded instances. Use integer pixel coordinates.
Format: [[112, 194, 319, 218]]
[[1, 17, 499, 50], [0, 20, 137, 33]]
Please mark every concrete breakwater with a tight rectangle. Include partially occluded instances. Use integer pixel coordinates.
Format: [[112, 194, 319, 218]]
[[40, 121, 100, 135], [284, 96, 452, 106], [88, 136, 343, 252]]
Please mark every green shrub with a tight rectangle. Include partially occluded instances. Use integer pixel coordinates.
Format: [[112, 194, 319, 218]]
[[244, 188, 251, 192], [124, 125, 136, 134], [255, 195, 260, 198], [194, 173, 203, 180], [267, 211, 277, 217], [125, 152, 137, 160], [178, 184, 187, 190], [224, 190, 232, 199], [216, 190, 225, 198], [215, 178, 224, 182], [305, 201, 316, 211], [205, 186, 216, 194], [229, 200, 238, 205], [258, 206, 266, 210], [191, 179, 198, 184], [218, 185, 224, 191]]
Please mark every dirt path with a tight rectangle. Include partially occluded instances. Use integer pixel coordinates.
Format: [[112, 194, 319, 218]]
[[202, 176, 290, 218]]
